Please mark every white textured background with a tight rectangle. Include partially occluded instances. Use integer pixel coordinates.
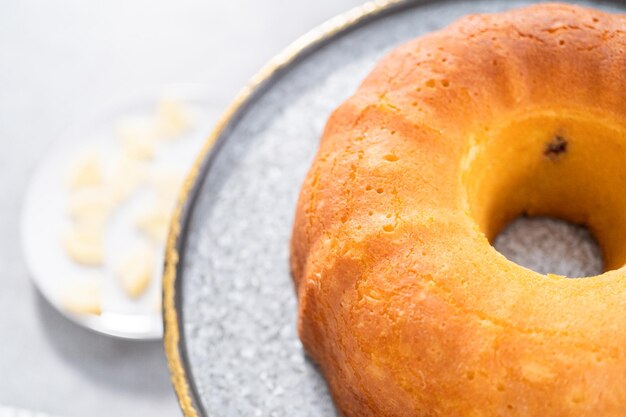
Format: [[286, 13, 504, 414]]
[[0, 1, 362, 416]]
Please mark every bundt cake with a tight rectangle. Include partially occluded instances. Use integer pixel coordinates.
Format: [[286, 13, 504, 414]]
[[290, 3, 626, 416]]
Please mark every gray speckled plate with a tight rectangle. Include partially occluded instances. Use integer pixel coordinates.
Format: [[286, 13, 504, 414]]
[[163, 0, 622, 415]]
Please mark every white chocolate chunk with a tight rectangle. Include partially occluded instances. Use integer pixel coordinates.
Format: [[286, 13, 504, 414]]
[[135, 203, 172, 244], [116, 117, 157, 160], [61, 219, 105, 266], [149, 168, 186, 200], [61, 278, 102, 315], [116, 243, 154, 299], [66, 188, 114, 222], [152, 293, 162, 312], [155, 98, 193, 138], [121, 134, 155, 161], [65, 150, 103, 190], [108, 156, 147, 204]]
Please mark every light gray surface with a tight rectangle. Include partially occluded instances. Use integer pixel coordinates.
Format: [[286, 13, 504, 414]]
[[0, 405, 59, 417], [177, 0, 623, 416], [0, 1, 363, 416]]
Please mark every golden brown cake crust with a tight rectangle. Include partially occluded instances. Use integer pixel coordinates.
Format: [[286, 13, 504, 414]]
[[291, 3, 626, 417]]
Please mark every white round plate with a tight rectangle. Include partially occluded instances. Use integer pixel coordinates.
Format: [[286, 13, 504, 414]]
[[22, 84, 216, 339]]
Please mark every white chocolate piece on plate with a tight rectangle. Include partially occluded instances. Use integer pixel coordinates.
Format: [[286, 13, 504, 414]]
[[66, 187, 114, 222], [61, 219, 105, 266], [149, 168, 185, 200], [116, 117, 157, 160], [108, 156, 146, 204], [65, 150, 103, 190], [116, 243, 154, 299], [135, 202, 173, 244], [61, 278, 103, 315], [155, 98, 193, 138], [152, 293, 162, 312]]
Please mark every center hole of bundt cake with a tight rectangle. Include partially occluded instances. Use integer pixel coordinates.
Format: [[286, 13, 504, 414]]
[[493, 216, 603, 277], [463, 111, 626, 276]]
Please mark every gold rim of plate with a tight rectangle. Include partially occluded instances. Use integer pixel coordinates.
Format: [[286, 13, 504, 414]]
[[162, 0, 407, 415]]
